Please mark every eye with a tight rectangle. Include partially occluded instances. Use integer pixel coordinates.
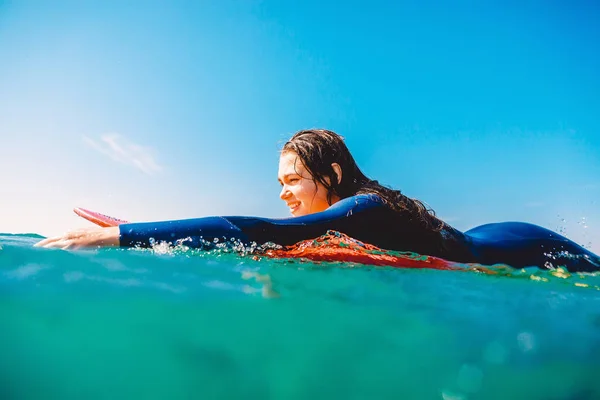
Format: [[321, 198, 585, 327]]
[[289, 178, 299, 183]]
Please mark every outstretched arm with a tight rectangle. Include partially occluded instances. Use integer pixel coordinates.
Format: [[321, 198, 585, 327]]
[[35, 226, 120, 249], [35, 195, 385, 250]]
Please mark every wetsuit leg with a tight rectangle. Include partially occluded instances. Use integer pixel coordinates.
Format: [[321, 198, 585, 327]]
[[465, 222, 600, 272]]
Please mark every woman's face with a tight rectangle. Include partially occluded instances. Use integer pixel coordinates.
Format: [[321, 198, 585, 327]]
[[278, 151, 333, 217]]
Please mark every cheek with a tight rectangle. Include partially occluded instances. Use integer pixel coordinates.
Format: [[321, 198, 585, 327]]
[[295, 181, 314, 199], [295, 187, 310, 202], [313, 180, 329, 198], [317, 187, 331, 205]]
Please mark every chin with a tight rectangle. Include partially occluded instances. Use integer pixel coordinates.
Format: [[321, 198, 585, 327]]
[[291, 208, 306, 217]]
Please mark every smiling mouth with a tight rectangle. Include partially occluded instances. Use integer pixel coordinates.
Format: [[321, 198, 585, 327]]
[[288, 202, 300, 212]]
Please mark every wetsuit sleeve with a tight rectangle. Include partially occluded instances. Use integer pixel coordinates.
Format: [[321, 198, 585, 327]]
[[119, 217, 249, 248], [118, 194, 386, 249]]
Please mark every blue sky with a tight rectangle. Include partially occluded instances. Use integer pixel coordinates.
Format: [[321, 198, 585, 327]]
[[1, 1, 599, 252]]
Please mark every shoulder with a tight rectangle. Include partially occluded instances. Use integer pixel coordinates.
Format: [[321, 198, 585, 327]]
[[328, 194, 385, 212]]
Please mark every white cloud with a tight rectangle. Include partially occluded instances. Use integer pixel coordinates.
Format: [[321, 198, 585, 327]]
[[83, 134, 162, 175]]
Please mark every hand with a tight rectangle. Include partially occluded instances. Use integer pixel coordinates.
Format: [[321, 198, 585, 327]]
[[34, 226, 120, 250]]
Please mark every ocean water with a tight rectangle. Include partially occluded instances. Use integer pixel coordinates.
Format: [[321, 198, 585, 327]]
[[1, 233, 600, 400]]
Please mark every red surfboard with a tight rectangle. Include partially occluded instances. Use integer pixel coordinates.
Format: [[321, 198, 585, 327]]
[[73, 207, 129, 227]]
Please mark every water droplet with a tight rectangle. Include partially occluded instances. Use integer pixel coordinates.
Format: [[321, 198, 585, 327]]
[[517, 332, 535, 352]]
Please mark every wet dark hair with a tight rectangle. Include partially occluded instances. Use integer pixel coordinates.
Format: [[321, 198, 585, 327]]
[[282, 129, 445, 232]]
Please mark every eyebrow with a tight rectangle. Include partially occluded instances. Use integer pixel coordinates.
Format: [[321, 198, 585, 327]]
[[277, 173, 299, 183]]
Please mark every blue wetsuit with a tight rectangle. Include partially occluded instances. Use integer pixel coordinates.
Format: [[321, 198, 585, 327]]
[[119, 194, 600, 272]]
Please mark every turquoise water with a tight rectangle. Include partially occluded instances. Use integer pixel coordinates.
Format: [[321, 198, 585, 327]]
[[1, 233, 600, 400]]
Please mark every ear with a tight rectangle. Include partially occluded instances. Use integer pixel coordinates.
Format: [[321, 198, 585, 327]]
[[331, 163, 342, 185]]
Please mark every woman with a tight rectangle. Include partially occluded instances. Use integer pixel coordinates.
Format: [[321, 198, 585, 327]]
[[36, 129, 600, 272]]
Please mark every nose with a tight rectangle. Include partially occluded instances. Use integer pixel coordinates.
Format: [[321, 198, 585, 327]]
[[280, 185, 291, 200]]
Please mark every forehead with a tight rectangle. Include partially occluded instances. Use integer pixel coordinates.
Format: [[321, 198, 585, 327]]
[[278, 151, 305, 174]]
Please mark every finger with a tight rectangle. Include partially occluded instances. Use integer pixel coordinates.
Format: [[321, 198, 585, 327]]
[[44, 239, 71, 250], [35, 229, 86, 247], [34, 236, 62, 247]]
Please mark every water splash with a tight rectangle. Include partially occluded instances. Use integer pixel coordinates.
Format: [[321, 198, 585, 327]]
[[556, 213, 595, 250], [556, 214, 569, 237], [576, 216, 593, 249], [117, 231, 600, 290]]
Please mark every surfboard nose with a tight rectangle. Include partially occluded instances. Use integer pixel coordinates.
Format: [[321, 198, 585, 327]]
[[73, 207, 129, 227]]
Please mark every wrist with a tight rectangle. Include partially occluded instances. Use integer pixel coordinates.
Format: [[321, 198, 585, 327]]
[[101, 226, 121, 247]]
